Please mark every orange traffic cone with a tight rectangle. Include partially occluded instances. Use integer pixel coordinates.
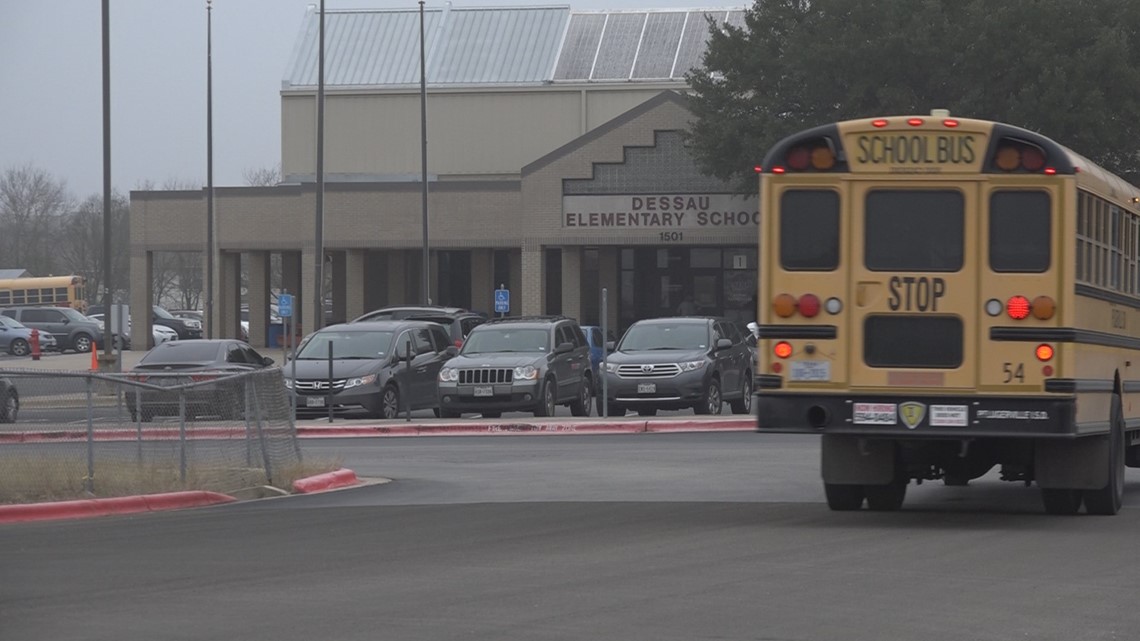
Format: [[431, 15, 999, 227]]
[[90, 347, 99, 371]]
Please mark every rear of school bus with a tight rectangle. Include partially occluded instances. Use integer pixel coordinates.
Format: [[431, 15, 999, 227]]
[[756, 112, 1128, 514]]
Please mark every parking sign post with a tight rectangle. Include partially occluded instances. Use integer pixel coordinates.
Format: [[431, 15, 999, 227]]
[[494, 284, 510, 317]]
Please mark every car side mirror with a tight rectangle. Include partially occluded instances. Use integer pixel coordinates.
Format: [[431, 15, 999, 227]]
[[555, 342, 574, 354], [716, 338, 733, 351], [605, 341, 616, 352], [262, 356, 275, 366], [444, 345, 459, 357], [61, 318, 70, 325]]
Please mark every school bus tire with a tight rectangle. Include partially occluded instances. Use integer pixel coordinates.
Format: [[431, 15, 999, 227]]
[[1084, 394, 1125, 515], [1041, 488, 1083, 515], [864, 480, 907, 511], [823, 483, 865, 511]]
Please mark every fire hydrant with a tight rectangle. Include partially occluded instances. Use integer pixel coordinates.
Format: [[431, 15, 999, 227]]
[[30, 328, 41, 361]]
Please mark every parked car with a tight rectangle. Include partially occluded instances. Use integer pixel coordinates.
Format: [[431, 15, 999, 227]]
[[437, 316, 594, 419], [0, 314, 57, 355], [0, 377, 18, 423], [125, 339, 275, 422], [88, 313, 178, 348], [601, 316, 753, 416], [0, 306, 104, 353], [86, 314, 130, 350], [353, 306, 484, 349], [282, 320, 457, 419], [153, 306, 202, 340], [579, 325, 616, 375]]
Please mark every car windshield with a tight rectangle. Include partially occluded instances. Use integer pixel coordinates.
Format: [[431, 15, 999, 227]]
[[461, 328, 548, 354], [297, 330, 394, 360], [619, 323, 709, 350], [0, 316, 24, 329], [140, 343, 221, 364]]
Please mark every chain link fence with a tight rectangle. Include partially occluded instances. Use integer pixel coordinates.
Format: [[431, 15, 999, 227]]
[[0, 368, 301, 502]]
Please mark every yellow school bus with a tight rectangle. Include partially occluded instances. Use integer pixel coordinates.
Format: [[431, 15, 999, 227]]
[[756, 111, 1140, 515], [0, 275, 89, 312]]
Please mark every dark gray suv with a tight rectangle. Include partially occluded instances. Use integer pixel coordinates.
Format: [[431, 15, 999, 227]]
[[601, 317, 753, 416], [437, 316, 594, 418], [283, 320, 457, 419]]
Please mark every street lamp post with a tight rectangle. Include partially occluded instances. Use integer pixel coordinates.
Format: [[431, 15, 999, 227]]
[[101, 0, 112, 366], [419, 0, 429, 305], [206, 0, 215, 338], [314, 0, 326, 332]]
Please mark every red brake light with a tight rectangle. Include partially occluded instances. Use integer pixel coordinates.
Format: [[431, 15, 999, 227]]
[[1044, 167, 1057, 175], [907, 118, 924, 126], [787, 147, 811, 170], [943, 119, 959, 128], [774, 342, 792, 359], [753, 165, 763, 173], [1035, 344, 1054, 361], [1007, 295, 1031, 320], [1021, 147, 1046, 171], [872, 119, 889, 128], [798, 294, 821, 318]]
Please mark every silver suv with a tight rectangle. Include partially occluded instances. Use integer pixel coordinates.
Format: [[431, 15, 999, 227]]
[[437, 316, 594, 418]]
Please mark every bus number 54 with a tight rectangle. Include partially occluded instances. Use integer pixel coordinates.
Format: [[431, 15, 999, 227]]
[[1003, 362, 1025, 383]]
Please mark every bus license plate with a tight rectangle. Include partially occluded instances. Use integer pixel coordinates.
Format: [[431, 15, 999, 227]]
[[306, 397, 326, 408], [790, 361, 830, 382], [637, 383, 656, 394], [474, 386, 494, 397]]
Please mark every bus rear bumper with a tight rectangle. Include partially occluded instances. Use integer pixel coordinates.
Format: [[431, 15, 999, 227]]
[[756, 393, 1082, 439]]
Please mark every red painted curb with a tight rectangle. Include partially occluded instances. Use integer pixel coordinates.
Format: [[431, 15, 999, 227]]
[[292, 468, 359, 494], [644, 419, 754, 433], [0, 491, 236, 524]]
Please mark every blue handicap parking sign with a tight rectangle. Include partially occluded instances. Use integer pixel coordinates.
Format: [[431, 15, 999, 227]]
[[278, 293, 294, 318], [494, 289, 509, 313]]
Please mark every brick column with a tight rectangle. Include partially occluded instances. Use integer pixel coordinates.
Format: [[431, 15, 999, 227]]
[[561, 246, 582, 321], [330, 250, 347, 325], [248, 251, 271, 348], [521, 242, 543, 315], [387, 250, 407, 306], [301, 247, 318, 335], [345, 249, 366, 321], [218, 251, 241, 339], [130, 251, 154, 350], [470, 249, 493, 314], [281, 250, 303, 326]]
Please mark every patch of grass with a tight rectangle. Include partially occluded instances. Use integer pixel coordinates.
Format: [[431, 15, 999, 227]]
[[0, 456, 344, 504]]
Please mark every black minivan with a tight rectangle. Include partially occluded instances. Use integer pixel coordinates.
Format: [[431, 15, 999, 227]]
[[282, 320, 457, 419]]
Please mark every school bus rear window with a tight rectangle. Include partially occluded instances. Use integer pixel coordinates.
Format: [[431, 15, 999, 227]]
[[865, 190, 964, 272], [779, 190, 839, 271], [990, 191, 1050, 272]]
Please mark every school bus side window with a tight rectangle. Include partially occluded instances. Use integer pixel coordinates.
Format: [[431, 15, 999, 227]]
[[779, 190, 839, 271], [989, 191, 1050, 272]]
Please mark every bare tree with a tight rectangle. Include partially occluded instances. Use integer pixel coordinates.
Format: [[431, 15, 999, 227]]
[[0, 164, 72, 276], [242, 164, 282, 187], [136, 178, 203, 309], [59, 191, 130, 303]]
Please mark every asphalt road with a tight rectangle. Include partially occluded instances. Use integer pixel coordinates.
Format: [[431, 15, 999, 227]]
[[2, 433, 1139, 641]]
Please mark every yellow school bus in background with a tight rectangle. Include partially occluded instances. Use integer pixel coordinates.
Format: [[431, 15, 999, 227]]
[[756, 111, 1140, 515], [0, 275, 89, 312]]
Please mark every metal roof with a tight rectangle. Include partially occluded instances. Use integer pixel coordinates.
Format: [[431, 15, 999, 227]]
[[282, 5, 745, 89]]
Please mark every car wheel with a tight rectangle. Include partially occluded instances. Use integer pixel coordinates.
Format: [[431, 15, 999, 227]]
[[729, 374, 753, 415], [380, 385, 401, 419], [637, 408, 658, 417], [694, 377, 722, 415], [534, 377, 556, 417], [73, 333, 94, 353], [824, 483, 865, 511], [0, 389, 18, 423], [9, 338, 29, 357], [1084, 393, 1126, 515], [570, 376, 593, 417]]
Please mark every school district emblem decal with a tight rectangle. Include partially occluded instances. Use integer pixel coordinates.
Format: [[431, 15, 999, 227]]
[[899, 402, 926, 429]]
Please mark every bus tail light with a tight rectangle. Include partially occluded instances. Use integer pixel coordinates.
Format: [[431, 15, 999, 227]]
[[787, 146, 811, 170], [1007, 295, 1031, 320], [773, 294, 797, 318], [1031, 296, 1056, 320], [774, 342, 793, 359], [798, 294, 821, 318], [1035, 344, 1054, 362], [825, 297, 843, 314]]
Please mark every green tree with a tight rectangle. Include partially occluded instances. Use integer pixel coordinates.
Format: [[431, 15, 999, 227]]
[[686, 0, 1140, 187]]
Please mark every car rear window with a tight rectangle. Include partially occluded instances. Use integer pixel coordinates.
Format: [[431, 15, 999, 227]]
[[141, 343, 221, 363]]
